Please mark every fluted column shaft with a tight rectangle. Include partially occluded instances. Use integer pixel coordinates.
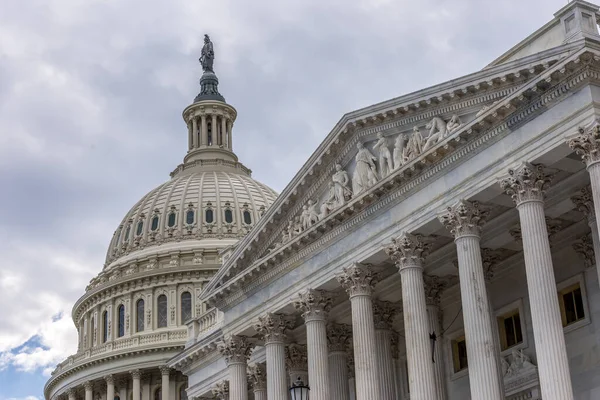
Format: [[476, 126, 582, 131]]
[[253, 388, 267, 400], [305, 315, 330, 400], [200, 115, 207, 146], [219, 336, 254, 400], [266, 341, 287, 399], [220, 116, 227, 146], [84, 383, 93, 400], [161, 368, 170, 400], [329, 351, 350, 400], [229, 362, 248, 400], [106, 376, 115, 400], [132, 372, 141, 400], [211, 115, 218, 145], [191, 118, 198, 149], [517, 200, 573, 399], [67, 390, 76, 400], [374, 329, 395, 400], [426, 304, 447, 400]]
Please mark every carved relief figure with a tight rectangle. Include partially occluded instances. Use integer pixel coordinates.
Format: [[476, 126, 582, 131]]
[[446, 114, 462, 134], [506, 349, 535, 377], [403, 126, 423, 163], [306, 200, 319, 227], [332, 163, 352, 207], [373, 132, 393, 178], [301, 205, 311, 231], [422, 116, 448, 151], [352, 142, 379, 195], [393, 134, 406, 170]]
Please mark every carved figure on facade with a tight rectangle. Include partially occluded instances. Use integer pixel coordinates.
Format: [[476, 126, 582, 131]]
[[446, 114, 463, 134], [393, 133, 407, 170], [403, 126, 423, 163], [505, 349, 536, 378], [422, 116, 448, 152], [373, 132, 394, 178], [352, 142, 379, 195], [200, 35, 215, 73], [332, 163, 352, 207]]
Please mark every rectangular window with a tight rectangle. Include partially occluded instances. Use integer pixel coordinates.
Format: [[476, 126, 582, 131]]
[[498, 310, 523, 351], [559, 283, 585, 327], [451, 336, 468, 373]]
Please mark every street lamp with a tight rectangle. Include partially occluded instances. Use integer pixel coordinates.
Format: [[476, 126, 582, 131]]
[[289, 377, 310, 400]]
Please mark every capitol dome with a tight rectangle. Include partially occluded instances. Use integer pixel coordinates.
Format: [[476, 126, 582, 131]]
[[45, 36, 277, 400]]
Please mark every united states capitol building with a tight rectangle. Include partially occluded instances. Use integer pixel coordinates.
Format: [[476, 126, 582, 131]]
[[45, 2, 600, 400]]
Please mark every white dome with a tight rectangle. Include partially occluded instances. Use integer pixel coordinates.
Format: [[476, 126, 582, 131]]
[[105, 169, 277, 267]]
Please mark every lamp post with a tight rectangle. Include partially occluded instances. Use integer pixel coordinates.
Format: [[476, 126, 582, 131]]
[[289, 377, 310, 400]]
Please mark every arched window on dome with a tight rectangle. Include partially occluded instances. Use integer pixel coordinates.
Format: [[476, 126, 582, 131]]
[[151, 215, 159, 231], [224, 209, 233, 224], [243, 210, 252, 225], [167, 212, 176, 228], [186, 209, 195, 225], [123, 224, 131, 243], [117, 305, 125, 337], [181, 292, 192, 323], [136, 299, 145, 332], [205, 209, 214, 224], [157, 295, 168, 328], [136, 220, 144, 236], [102, 310, 108, 343]]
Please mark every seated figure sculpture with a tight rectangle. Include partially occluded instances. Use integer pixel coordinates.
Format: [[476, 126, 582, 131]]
[[422, 116, 448, 152]]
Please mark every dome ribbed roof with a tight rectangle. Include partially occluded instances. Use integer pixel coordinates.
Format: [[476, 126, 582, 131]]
[[105, 170, 277, 266]]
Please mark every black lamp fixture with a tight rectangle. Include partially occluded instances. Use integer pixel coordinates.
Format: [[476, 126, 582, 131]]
[[289, 377, 310, 400]]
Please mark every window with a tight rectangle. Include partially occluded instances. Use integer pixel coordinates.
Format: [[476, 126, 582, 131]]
[[559, 283, 585, 327], [181, 292, 192, 323], [224, 209, 233, 223], [102, 311, 108, 343], [186, 210, 194, 225], [118, 305, 125, 337], [243, 210, 252, 225], [205, 209, 214, 223], [136, 299, 145, 332], [123, 225, 131, 242], [167, 212, 176, 228], [451, 336, 468, 373], [498, 310, 523, 351], [136, 221, 144, 236], [158, 295, 168, 328], [151, 216, 159, 231]]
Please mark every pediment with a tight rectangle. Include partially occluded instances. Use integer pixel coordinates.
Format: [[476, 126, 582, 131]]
[[201, 43, 600, 307]]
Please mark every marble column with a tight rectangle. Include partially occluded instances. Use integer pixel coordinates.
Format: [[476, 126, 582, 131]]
[[500, 163, 574, 400], [218, 335, 254, 400], [286, 343, 309, 387], [211, 115, 217, 146], [439, 200, 504, 400], [424, 274, 457, 400], [294, 289, 333, 400], [254, 313, 294, 400], [347, 350, 356, 400], [385, 234, 438, 400], [212, 381, 229, 400], [220, 116, 227, 147], [191, 118, 198, 149], [83, 381, 93, 400], [200, 115, 207, 146], [248, 362, 267, 400], [116, 378, 128, 400], [372, 300, 401, 400], [105, 375, 115, 400], [141, 374, 150, 400], [130, 370, 141, 400], [337, 263, 381, 400], [160, 366, 170, 400], [572, 185, 600, 272], [327, 323, 352, 400]]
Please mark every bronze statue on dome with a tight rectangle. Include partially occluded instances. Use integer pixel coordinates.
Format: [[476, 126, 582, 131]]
[[200, 34, 214, 72]]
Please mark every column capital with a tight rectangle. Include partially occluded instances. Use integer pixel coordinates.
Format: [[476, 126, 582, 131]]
[[159, 365, 171, 376], [83, 381, 93, 390], [439, 199, 489, 238], [294, 289, 333, 321], [254, 312, 294, 344], [573, 232, 595, 269], [285, 343, 308, 371], [218, 335, 254, 365], [212, 381, 230, 400], [337, 263, 379, 298], [104, 375, 114, 384], [65, 388, 76, 397], [500, 162, 551, 205], [424, 274, 458, 306], [481, 248, 504, 282], [385, 232, 431, 269], [567, 119, 600, 167], [129, 369, 142, 379], [327, 323, 352, 352], [372, 300, 401, 330], [247, 362, 267, 391], [572, 184, 596, 221]]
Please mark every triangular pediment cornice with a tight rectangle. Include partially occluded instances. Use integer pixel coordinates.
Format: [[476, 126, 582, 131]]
[[202, 40, 600, 303]]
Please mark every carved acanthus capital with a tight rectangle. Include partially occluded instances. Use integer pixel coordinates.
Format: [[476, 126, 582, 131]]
[[286, 343, 308, 371], [572, 185, 596, 221], [218, 335, 254, 365], [567, 120, 600, 167], [212, 381, 230, 400], [129, 369, 142, 379], [327, 323, 352, 352], [481, 248, 505, 282], [424, 274, 458, 306], [385, 232, 431, 269], [500, 162, 551, 205], [254, 313, 294, 344], [294, 289, 333, 321], [372, 300, 401, 330], [337, 263, 379, 298], [159, 365, 171, 376], [573, 232, 595, 269], [83, 381, 93, 391], [247, 362, 267, 391], [439, 200, 489, 238], [104, 375, 114, 384]]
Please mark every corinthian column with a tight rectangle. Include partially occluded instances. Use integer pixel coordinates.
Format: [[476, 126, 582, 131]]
[[424, 274, 458, 400], [105, 375, 115, 400], [286, 343, 309, 386], [248, 362, 267, 400], [130, 370, 141, 400], [218, 335, 255, 400], [572, 185, 600, 273], [372, 300, 401, 400], [254, 313, 294, 400], [439, 200, 504, 400], [66, 388, 76, 400], [159, 366, 170, 400], [336, 263, 381, 400], [385, 234, 438, 400], [84, 381, 93, 400], [294, 289, 333, 400], [327, 323, 352, 400], [500, 163, 574, 400]]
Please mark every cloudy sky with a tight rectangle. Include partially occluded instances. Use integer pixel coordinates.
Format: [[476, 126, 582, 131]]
[[0, 0, 573, 398]]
